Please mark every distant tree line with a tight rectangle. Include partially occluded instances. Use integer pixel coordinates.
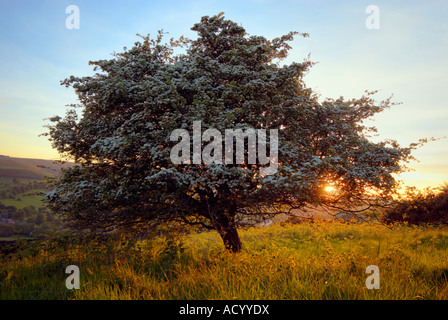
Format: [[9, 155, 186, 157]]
[[0, 203, 60, 238]]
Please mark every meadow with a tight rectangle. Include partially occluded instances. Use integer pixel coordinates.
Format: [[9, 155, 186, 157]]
[[1, 220, 447, 300], [0, 191, 45, 210]]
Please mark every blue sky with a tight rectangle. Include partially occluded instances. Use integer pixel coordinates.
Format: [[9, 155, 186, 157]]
[[0, 0, 447, 189]]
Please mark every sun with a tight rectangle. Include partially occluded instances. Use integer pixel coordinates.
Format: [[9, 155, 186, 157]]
[[324, 185, 336, 193]]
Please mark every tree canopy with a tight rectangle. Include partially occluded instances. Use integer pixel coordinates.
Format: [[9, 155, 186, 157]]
[[44, 13, 420, 252]]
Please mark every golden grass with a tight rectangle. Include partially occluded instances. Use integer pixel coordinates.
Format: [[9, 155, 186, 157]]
[[1, 220, 447, 300]]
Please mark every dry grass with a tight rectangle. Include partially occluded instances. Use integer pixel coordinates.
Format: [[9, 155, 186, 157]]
[[1, 220, 447, 300]]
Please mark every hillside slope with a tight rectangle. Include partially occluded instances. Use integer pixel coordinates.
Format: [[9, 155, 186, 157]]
[[0, 155, 73, 179]]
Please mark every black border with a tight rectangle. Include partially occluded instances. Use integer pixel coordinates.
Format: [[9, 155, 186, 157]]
[[1, 300, 446, 318]]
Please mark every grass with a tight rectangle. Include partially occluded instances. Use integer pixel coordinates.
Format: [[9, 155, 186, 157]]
[[0, 235, 32, 241], [0, 189, 45, 209], [1, 220, 447, 300], [0, 177, 40, 189]]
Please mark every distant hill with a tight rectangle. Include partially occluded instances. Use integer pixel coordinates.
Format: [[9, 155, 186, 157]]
[[0, 155, 73, 180]]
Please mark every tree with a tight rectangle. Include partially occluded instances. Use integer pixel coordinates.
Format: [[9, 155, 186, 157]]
[[44, 13, 421, 252], [35, 212, 46, 225], [0, 223, 14, 237], [15, 209, 24, 222], [381, 185, 448, 225]]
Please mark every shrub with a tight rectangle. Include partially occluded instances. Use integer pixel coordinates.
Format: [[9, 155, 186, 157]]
[[382, 186, 448, 225], [0, 223, 14, 237]]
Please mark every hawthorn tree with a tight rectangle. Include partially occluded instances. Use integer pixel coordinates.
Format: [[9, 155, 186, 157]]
[[45, 13, 420, 252]]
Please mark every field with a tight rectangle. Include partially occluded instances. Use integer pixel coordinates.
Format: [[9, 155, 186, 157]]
[[0, 156, 69, 239], [0, 190, 45, 209], [0, 235, 32, 241], [1, 220, 447, 300], [0, 155, 73, 179], [0, 155, 74, 210]]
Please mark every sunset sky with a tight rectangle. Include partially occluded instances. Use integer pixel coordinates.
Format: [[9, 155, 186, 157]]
[[0, 0, 447, 190]]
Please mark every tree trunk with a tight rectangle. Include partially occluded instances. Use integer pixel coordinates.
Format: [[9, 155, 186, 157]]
[[210, 210, 242, 253], [219, 224, 242, 253]]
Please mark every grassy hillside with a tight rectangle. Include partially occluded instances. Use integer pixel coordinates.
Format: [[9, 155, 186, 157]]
[[0, 155, 69, 210], [0, 155, 72, 180], [1, 220, 447, 300], [0, 155, 72, 238], [0, 190, 45, 209]]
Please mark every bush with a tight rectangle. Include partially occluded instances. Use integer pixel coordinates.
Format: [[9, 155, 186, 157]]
[[382, 186, 448, 225], [281, 215, 308, 225], [0, 223, 14, 237], [14, 222, 35, 236]]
